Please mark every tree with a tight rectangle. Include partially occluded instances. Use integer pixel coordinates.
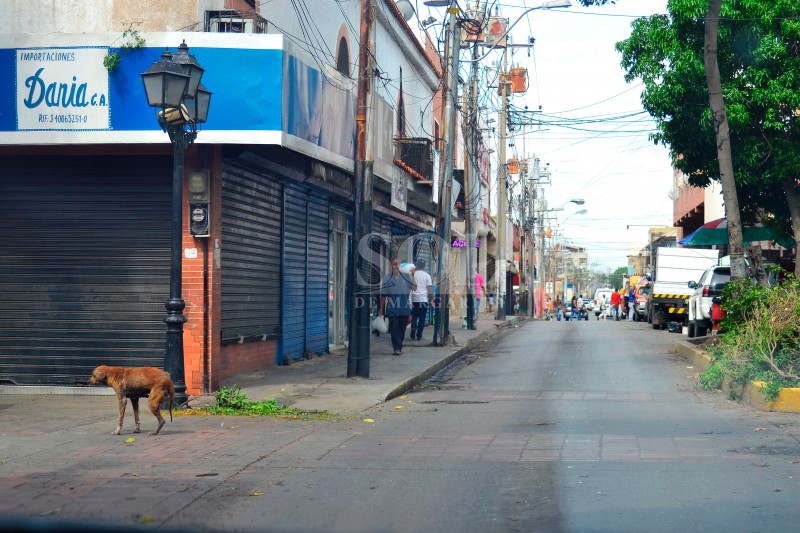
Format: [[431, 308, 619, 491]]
[[608, 267, 627, 291], [616, 0, 800, 269], [704, 0, 746, 280]]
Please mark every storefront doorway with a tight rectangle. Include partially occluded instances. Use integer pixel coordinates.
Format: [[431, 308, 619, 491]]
[[328, 207, 351, 348]]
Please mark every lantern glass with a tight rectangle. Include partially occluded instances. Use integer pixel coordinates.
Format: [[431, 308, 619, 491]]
[[187, 85, 212, 124], [173, 41, 204, 99], [141, 53, 190, 109]]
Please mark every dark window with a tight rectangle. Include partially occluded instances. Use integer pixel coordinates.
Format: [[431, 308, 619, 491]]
[[336, 37, 350, 77], [397, 67, 406, 136]]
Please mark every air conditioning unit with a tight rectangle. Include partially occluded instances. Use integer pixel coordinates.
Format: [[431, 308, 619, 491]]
[[205, 10, 268, 34]]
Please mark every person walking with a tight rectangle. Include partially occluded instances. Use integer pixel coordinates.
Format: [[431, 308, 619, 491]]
[[627, 285, 636, 321], [380, 259, 416, 355], [474, 270, 486, 314], [610, 288, 621, 321], [410, 259, 433, 341], [554, 296, 563, 321]]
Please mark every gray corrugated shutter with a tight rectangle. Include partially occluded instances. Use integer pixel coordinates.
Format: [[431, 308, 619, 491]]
[[221, 161, 282, 345], [305, 193, 329, 353], [0, 155, 171, 385]]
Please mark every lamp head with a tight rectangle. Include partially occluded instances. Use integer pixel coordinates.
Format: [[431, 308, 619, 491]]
[[395, 0, 415, 20], [540, 0, 571, 8]]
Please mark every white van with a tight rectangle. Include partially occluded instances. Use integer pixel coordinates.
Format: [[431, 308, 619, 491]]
[[593, 287, 615, 318]]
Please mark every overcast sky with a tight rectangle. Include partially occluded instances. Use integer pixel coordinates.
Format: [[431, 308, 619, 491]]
[[420, 0, 674, 271]]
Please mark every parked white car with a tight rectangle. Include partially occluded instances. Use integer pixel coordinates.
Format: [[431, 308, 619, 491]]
[[687, 266, 731, 337]]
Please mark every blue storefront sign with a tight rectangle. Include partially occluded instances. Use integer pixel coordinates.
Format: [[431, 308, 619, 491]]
[[0, 32, 355, 170]]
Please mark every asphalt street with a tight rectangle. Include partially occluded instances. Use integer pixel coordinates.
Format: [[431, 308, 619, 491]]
[[3, 318, 800, 532]]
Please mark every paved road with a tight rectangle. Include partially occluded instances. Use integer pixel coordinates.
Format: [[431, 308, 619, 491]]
[[2, 319, 800, 532]]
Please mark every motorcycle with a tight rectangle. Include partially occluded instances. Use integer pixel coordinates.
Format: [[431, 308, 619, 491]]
[[566, 302, 589, 321], [595, 300, 609, 320]]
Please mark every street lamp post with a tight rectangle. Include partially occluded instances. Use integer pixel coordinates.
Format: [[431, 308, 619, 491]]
[[141, 42, 211, 405]]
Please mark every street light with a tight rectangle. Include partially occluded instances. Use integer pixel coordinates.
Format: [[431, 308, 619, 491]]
[[463, 0, 572, 64], [561, 208, 588, 224], [141, 41, 212, 405]]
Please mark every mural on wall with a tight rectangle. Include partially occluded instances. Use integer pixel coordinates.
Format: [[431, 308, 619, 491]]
[[283, 54, 355, 160]]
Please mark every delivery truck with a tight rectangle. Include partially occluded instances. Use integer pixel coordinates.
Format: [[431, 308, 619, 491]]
[[648, 247, 719, 329]]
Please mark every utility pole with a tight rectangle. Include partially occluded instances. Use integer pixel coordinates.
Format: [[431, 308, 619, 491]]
[[495, 44, 508, 321], [347, 0, 375, 377], [433, 1, 461, 346], [528, 158, 537, 317], [464, 0, 481, 330]]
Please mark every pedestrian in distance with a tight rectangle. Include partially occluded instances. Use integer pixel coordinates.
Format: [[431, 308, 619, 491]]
[[554, 296, 563, 321], [627, 285, 636, 321], [474, 270, 486, 315], [380, 259, 417, 355], [410, 259, 433, 341], [610, 288, 621, 321]]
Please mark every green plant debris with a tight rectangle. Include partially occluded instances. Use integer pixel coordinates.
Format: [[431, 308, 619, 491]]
[[183, 385, 336, 420], [698, 270, 800, 402]]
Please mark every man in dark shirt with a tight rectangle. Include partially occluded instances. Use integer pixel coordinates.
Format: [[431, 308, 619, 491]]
[[380, 259, 416, 355]]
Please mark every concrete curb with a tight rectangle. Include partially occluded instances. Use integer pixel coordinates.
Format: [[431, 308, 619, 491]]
[[673, 338, 800, 413], [383, 319, 519, 402]]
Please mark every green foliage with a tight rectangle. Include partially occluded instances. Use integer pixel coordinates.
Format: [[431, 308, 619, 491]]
[[608, 267, 627, 291], [616, 0, 800, 241], [104, 26, 145, 72], [698, 272, 800, 401], [698, 362, 723, 391], [195, 385, 333, 419], [759, 379, 785, 403]]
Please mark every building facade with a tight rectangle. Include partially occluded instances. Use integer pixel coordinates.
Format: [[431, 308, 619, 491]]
[[0, 0, 444, 392]]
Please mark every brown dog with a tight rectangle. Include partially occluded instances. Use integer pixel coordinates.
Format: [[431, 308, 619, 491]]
[[89, 365, 175, 436]]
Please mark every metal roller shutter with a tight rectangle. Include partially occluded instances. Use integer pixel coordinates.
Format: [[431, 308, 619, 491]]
[[305, 193, 329, 354], [280, 188, 330, 362], [0, 155, 171, 385], [220, 161, 282, 346], [281, 186, 307, 361]]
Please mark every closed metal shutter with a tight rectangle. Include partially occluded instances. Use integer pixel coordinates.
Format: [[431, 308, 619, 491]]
[[0, 155, 171, 385], [305, 193, 329, 354], [280, 187, 329, 362], [281, 186, 307, 361], [220, 161, 282, 345]]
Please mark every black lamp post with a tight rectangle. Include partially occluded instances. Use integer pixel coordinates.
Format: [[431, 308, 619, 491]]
[[141, 41, 211, 405]]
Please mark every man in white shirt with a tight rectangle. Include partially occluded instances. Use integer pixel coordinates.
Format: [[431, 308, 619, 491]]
[[410, 259, 433, 341]]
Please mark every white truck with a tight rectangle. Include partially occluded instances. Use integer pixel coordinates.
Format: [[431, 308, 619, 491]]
[[648, 247, 719, 329]]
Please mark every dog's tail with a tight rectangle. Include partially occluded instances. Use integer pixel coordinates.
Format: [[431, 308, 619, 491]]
[[168, 385, 174, 422]]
